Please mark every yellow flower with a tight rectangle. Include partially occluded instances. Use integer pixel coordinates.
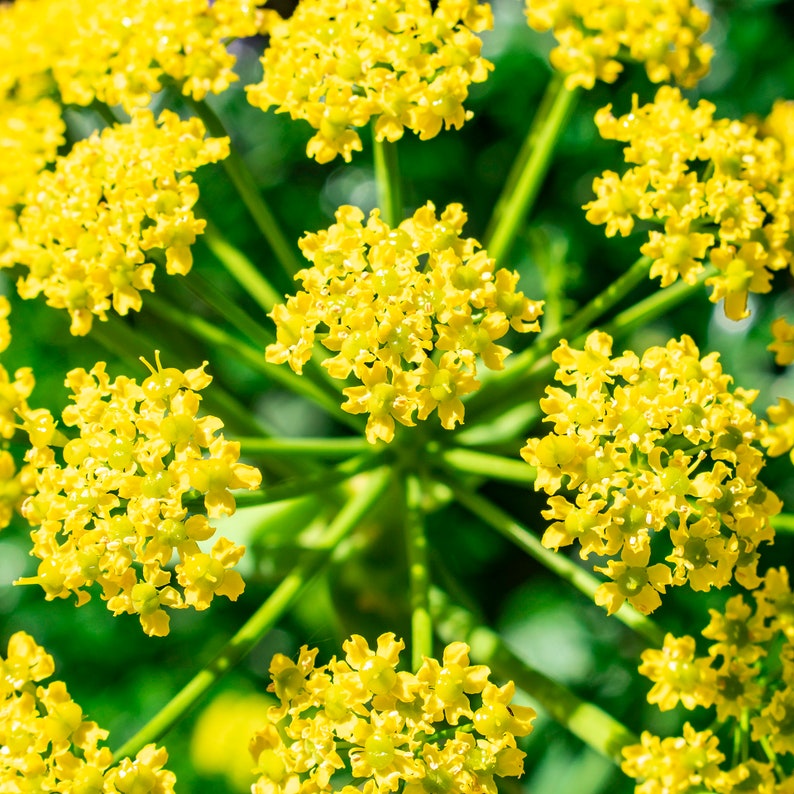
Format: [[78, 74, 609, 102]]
[[526, 0, 713, 90], [0, 631, 175, 791], [769, 316, 794, 365], [17, 353, 261, 635], [522, 331, 780, 613], [250, 634, 534, 794], [267, 203, 543, 443], [246, 0, 493, 162], [13, 109, 228, 335]]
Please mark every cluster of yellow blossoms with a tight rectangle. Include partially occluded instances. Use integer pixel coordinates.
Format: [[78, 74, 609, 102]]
[[623, 567, 794, 792], [266, 203, 543, 443], [1, 631, 176, 792], [522, 331, 781, 615], [525, 0, 712, 90], [0, 0, 265, 113], [10, 109, 228, 336], [246, 0, 494, 162], [585, 88, 794, 322], [17, 353, 261, 636], [250, 633, 535, 794]]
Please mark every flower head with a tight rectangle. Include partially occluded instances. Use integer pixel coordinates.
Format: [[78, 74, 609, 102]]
[[267, 203, 543, 442]]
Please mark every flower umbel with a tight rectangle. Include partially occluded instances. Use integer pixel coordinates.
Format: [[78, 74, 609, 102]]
[[250, 634, 535, 794], [17, 352, 261, 636], [267, 203, 543, 443]]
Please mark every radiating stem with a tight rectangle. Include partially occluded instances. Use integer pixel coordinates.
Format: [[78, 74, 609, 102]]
[[372, 132, 402, 227], [438, 447, 536, 486], [112, 467, 391, 761], [447, 482, 666, 646], [202, 221, 282, 314], [405, 474, 432, 670], [239, 436, 372, 458], [189, 97, 303, 278], [144, 293, 358, 429], [772, 514, 794, 533], [430, 587, 638, 763], [484, 75, 579, 264]]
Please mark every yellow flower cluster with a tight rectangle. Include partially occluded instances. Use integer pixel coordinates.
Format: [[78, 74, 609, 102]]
[[623, 567, 794, 792], [246, 0, 493, 163], [763, 397, 794, 468], [1, 630, 176, 792], [266, 203, 543, 443], [250, 633, 535, 794], [525, 0, 712, 90], [0, 0, 266, 113], [18, 353, 261, 636], [521, 331, 781, 615], [585, 88, 794, 320], [11, 109, 229, 336]]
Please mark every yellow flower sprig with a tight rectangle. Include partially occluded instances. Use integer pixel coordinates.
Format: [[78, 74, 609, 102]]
[[522, 331, 781, 615], [0, 630, 177, 791], [525, 0, 713, 90], [0, 0, 266, 113], [246, 0, 494, 163], [623, 567, 794, 791], [250, 634, 536, 794], [11, 109, 229, 335], [266, 203, 543, 443], [17, 353, 261, 636], [585, 88, 794, 320]]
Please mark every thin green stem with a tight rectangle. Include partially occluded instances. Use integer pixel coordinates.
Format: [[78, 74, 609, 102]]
[[202, 221, 282, 314], [112, 467, 391, 761], [372, 132, 402, 227], [144, 293, 359, 429], [430, 587, 638, 764], [189, 97, 303, 278], [239, 436, 372, 458], [438, 447, 536, 486], [447, 482, 666, 646], [772, 514, 794, 533], [405, 474, 432, 670], [484, 75, 579, 264], [188, 453, 384, 511]]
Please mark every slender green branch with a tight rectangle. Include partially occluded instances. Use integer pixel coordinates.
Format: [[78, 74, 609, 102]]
[[202, 221, 282, 314], [772, 514, 794, 533], [438, 447, 536, 486], [372, 132, 402, 227], [430, 587, 638, 764], [188, 97, 303, 278], [405, 474, 432, 670], [144, 293, 359, 429], [484, 75, 579, 264], [238, 436, 372, 458], [188, 452, 384, 511], [447, 482, 666, 646], [112, 467, 391, 761]]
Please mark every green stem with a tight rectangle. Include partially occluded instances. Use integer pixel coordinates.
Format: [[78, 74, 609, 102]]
[[405, 474, 432, 670], [202, 221, 282, 314], [772, 514, 794, 533], [447, 482, 665, 646], [112, 467, 391, 761], [430, 587, 638, 763], [144, 293, 358, 429], [238, 436, 372, 458], [438, 447, 536, 486], [484, 75, 579, 264], [468, 255, 652, 417], [189, 97, 303, 278], [187, 452, 384, 510], [372, 132, 402, 227]]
